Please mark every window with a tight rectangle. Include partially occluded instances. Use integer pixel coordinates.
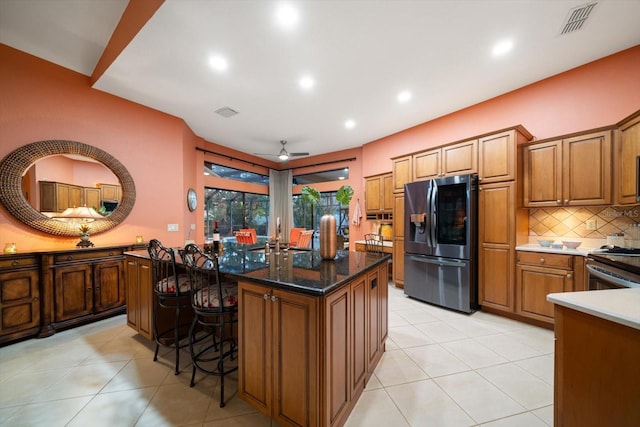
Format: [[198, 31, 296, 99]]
[[204, 188, 269, 240], [205, 162, 269, 185], [293, 167, 349, 185], [293, 191, 349, 237]]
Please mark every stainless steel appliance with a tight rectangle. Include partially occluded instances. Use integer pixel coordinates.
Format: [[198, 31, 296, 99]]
[[586, 247, 640, 290], [404, 174, 478, 313]]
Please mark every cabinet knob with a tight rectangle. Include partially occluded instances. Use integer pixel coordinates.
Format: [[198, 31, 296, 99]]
[[564, 199, 569, 204], [271, 295, 278, 302], [540, 258, 545, 263], [556, 200, 561, 204], [566, 273, 572, 279], [263, 293, 270, 300], [11, 260, 19, 267], [67, 255, 73, 261]]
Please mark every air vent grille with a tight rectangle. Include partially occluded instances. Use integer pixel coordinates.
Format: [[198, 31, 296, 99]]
[[560, 2, 597, 35], [215, 107, 239, 118]]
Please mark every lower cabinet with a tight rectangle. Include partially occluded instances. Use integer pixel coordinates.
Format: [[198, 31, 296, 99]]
[[125, 255, 153, 340], [238, 281, 319, 427], [515, 251, 575, 325], [0, 255, 40, 345], [237, 262, 388, 427]]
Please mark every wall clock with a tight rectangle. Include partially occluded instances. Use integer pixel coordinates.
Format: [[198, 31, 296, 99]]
[[187, 188, 197, 211]]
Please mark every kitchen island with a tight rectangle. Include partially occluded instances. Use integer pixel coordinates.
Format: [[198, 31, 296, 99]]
[[125, 245, 390, 427], [547, 288, 640, 427]]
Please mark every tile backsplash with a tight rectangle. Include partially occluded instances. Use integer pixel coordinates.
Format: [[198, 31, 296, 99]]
[[529, 206, 640, 240]]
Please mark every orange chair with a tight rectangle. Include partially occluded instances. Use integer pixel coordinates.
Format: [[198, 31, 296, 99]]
[[289, 228, 306, 246], [296, 230, 315, 248], [239, 228, 257, 244]]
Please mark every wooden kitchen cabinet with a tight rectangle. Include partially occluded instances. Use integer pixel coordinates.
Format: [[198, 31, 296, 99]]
[[516, 251, 575, 325], [83, 187, 101, 210], [39, 181, 83, 212], [364, 173, 393, 214], [413, 139, 477, 181], [238, 281, 319, 427], [615, 110, 640, 204], [99, 183, 122, 202], [478, 127, 532, 183], [0, 254, 40, 345], [392, 193, 405, 287], [478, 181, 518, 312], [392, 155, 412, 193], [523, 130, 612, 207], [125, 255, 153, 339]]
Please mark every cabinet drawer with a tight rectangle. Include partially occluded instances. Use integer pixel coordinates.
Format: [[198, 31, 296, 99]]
[[54, 248, 125, 264], [0, 256, 39, 270], [517, 251, 573, 269]]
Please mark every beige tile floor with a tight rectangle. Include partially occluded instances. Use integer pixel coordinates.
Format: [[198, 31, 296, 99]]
[[0, 284, 555, 426]]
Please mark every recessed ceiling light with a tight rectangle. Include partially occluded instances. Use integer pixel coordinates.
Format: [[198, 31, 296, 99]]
[[209, 55, 228, 71], [339, 176, 346, 180], [344, 119, 356, 129], [276, 3, 299, 29], [492, 40, 514, 56], [397, 90, 412, 103], [299, 75, 315, 89]]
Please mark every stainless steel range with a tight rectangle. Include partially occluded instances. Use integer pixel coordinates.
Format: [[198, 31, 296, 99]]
[[586, 247, 640, 290]]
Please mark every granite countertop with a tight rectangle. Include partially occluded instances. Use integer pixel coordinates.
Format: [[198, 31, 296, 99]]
[[125, 246, 389, 297], [515, 244, 595, 256], [547, 288, 640, 330]]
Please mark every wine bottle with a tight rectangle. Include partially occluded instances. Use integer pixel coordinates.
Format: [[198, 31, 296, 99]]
[[212, 221, 220, 253]]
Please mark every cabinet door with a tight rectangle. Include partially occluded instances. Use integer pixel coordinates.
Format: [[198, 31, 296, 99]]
[[94, 260, 125, 312], [413, 149, 440, 181], [238, 282, 272, 415], [324, 285, 350, 426], [365, 176, 381, 212], [56, 183, 71, 211], [100, 184, 121, 201], [137, 259, 153, 338], [39, 182, 56, 212], [563, 130, 612, 206], [617, 114, 640, 204], [54, 264, 93, 322], [478, 182, 516, 311], [367, 269, 380, 368], [392, 238, 404, 287], [392, 155, 412, 193], [378, 262, 389, 351], [443, 139, 477, 177], [382, 173, 394, 211], [479, 131, 514, 183], [272, 289, 318, 427], [516, 264, 573, 323], [84, 187, 101, 210], [523, 140, 562, 207], [0, 270, 40, 337], [68, 185, 83, 209], [350, 277, 367, 399], [393, 194, 405, 239], [125, 259, 139, 332]]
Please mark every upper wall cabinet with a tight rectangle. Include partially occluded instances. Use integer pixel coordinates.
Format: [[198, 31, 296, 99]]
[[365, 173, 393, 214], [413, 139, 477, 181], [392, 155, 412, 193], [478, 127, 532, 184], [616, 111, 640, 205], [523, 130, 612, 207]]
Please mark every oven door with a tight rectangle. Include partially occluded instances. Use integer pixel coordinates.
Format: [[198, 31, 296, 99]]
[[586, 257, 640, 290]]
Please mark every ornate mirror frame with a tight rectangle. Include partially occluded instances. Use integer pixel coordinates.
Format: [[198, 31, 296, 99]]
[[0, 140, 136, 236]]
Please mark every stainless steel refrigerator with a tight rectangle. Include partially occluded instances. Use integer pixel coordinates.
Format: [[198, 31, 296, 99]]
[[404, 174, 478, 313]]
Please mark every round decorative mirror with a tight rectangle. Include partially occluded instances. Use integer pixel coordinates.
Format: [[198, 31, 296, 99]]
[[0, 140, 136, 236]]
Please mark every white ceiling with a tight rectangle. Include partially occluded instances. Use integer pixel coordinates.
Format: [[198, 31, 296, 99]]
[[2, 0, 639, 162]]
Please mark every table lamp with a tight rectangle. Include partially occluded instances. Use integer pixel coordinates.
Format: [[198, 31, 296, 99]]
[[55, 206, 104, 247]]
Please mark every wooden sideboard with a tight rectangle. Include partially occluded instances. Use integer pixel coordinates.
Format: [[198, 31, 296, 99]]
[[0, 243, 145, 346]]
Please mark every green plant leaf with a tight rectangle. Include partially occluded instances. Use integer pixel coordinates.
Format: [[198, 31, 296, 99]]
[[336, 185, 354, 206], [301, 185, 321, 205]]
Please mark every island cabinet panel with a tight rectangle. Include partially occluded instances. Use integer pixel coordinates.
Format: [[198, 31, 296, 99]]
[[325, 284, 351, 426], [367, 269, 381, 368], [238, 281, 319, 427], [0, 255, 40, 345], [350, 277, 367, 401], [125, 256, 153, 340]]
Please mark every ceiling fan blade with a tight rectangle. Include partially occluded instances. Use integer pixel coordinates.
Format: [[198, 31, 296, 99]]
[[289, 152, 309, 157]]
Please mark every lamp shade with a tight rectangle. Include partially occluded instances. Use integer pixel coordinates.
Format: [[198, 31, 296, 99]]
[[55, 206, 104, 221]]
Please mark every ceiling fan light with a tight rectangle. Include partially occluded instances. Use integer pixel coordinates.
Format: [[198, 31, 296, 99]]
[[279, 153, 289, 160]]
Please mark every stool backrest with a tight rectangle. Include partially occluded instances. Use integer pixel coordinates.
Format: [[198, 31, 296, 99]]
[[364, 233, 384, 254], [239, 228, 258, 244], [297, 230, 315, 248], [148, 239, 186, 295]]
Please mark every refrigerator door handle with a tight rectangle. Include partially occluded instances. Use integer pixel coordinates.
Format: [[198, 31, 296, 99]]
[[430, 182, 438, 248], [409, 255, 466, 268], [425, 183, 433, 247]]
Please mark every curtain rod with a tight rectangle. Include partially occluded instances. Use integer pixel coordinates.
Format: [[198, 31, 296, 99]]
[[195, 147, 356, 171]]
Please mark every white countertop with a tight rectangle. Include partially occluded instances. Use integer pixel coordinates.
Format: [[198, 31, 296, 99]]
[[515, 243, 595, 256], [547, 288, 640, 330]]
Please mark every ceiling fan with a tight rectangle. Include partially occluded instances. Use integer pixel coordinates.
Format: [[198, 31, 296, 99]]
[[255, 140, 309, 161]]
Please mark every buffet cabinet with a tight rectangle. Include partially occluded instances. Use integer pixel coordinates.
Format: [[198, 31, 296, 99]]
[[0, 243, 142, 346]]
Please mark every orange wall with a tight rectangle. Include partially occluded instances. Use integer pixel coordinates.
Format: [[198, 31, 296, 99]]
[[2, 43, 639, 251], [361, 45, 640, 177]]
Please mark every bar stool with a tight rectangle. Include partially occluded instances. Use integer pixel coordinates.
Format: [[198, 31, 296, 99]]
[[147, 239, 192, 375], [364, 233, 385, 254], [182, 243, 238, 407]]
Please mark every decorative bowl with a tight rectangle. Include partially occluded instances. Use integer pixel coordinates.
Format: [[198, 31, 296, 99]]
[[562, 241, 581, 249], [538, 240, 554, 247], [550, 243, 564, 249]]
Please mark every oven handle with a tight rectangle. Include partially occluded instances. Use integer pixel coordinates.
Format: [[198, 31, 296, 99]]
[[586, 264, 640, 289], [409, 256, 466, 268]]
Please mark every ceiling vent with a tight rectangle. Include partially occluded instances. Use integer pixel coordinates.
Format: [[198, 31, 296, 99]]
[[560, 2, 597, 35], [215, 107, 239, 118]]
